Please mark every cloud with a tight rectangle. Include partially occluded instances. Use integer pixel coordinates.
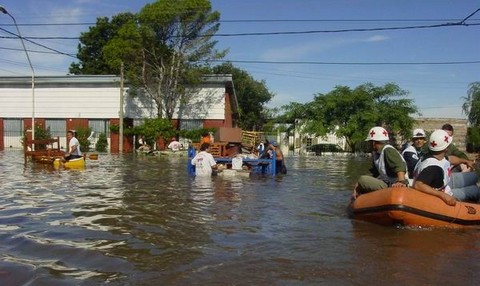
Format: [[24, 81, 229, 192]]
[[261, 38, 348, 61], [261, 35, 389, 61], [363, 35, 389, 42]]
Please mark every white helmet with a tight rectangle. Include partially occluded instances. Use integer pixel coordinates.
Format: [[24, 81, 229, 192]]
[[412, 128, 426, 139], [365, 126, 389, 141], [428, 129, 452, 151]]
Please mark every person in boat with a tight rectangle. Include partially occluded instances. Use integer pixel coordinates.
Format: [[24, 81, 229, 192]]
[[441, 123, 475, 172], [412, 129, 480, 205], [63, 130, 82, 162], [352, 126, 408, 199], [401, 128, 428, 180], [167, 137, 182, 152], [191, 143, 218, 177]]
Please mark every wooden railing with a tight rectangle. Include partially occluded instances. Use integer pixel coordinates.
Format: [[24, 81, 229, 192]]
[[24, 137, 65, 163]]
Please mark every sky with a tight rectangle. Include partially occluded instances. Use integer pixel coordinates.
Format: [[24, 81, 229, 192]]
[[0, 0, 479, 119]]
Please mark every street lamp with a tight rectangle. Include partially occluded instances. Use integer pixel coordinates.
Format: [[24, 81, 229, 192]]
[[0, 5, 36, 149]]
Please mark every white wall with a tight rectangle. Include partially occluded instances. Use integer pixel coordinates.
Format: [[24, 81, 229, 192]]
[[125, 86, 226, 120], [0, 87, 122, 119]]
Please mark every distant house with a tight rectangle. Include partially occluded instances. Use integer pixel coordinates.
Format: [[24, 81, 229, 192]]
[[0, 74, 238, 152], [289, 118, 468, 155], [291, 120, 347, 155]]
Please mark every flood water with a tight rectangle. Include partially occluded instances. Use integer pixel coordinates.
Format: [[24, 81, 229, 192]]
[[1, 151, 480, 285]]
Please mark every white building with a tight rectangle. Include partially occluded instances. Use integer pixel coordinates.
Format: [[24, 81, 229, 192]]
[[0, 75, 238, 152]]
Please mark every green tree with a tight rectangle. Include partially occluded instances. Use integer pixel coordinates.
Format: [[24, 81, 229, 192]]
[[95, 133, 109, 152], [69, 13, 136, 74], [132, 118, 176, 146], [74, 126, 93, 153], [282, 83, 418, 151], [462, 82, 480, 126], [101, 0, 226, 120], [211, 62, 274, 130]]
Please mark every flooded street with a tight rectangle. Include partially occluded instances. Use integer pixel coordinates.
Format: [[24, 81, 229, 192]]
[[1, 151, 480, 285]]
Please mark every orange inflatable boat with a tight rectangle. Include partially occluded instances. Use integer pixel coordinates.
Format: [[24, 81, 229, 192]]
[[348, 187, 480, 228]]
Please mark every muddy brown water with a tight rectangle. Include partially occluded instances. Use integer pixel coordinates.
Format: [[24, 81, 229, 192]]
[[1, 151, 479, 285]]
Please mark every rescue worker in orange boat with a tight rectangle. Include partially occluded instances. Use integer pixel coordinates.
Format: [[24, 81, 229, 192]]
[[352, 126, 408, 199], [401, 128, 428, 181], [413, 129, 480, 205]]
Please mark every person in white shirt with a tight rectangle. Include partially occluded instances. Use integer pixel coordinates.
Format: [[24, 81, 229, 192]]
[[63, 130, 82, 161], [191, 143, 217, 176], [167, 137, 182, 152]]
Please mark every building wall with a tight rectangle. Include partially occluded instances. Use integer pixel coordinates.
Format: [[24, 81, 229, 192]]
[[0, 88, 122, 119], [0, 118, 3, 150], [125, 85, 227, 120], [0, 75, 237, 152]]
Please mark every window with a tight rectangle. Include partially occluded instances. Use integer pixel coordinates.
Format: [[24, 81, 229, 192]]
[[89, 119, 108, 138], [4, 119, 23, 136], [3, 119, 23, 149], [180, 119, 203, 131], [46, 119, 66, 137], [306, 137, 313, 147]]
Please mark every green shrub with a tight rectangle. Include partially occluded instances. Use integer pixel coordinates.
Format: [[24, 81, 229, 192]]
[[74, 126, 92, 153], [95, 133, 108, 152]]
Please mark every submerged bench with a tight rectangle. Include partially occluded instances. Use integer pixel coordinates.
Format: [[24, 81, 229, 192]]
[[24, 137, 65, 163]]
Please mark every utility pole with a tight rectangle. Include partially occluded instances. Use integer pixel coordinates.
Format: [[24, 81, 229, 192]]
[[119, 62, 124, 154], [0, 6, 36, 149]]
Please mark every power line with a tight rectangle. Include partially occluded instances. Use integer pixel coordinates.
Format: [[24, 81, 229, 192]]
[[0, 16, 479, 40], [0, 35, 79, 40], [0, 27, 77, 58], [0, 21, 478, 40], [207, 59, 480, 65], [0, 18, 479, 26], [212, 22, 480, 37], [0, 8, 478, 62], [0, 46, 75, 56]]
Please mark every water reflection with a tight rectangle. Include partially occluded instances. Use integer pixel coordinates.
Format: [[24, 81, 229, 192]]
[[1, 151, 480, 285]]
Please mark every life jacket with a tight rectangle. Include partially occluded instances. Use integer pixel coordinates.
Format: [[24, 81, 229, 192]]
[[413, 156, 453, 196], [401, 145, 419, 159], [374, 144, 408, 185]]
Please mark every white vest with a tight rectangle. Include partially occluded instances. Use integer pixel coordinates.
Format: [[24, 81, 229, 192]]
[[413, 156, 453, 196], [374, 144, 408, 184], [401, 145, 419, 160]]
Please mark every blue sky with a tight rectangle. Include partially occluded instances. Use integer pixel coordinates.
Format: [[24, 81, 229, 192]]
[[0, 0, 479, 119]]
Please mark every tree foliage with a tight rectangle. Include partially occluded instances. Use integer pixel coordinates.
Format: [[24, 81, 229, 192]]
[[462, 82, 480, 126], [210, 62, 274, 130], [69, 13, 136, 75], [70, 0, 226, 120], [132, 118, 176, 146], [281, 83, 418, 151], [107, 0, 226, 119], [466, 126, 480, 153]]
